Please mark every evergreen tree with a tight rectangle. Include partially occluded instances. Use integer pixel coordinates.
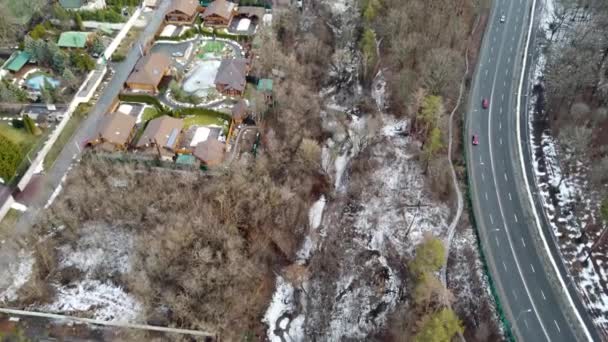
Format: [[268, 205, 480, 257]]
[[415, 308, 464, 342], [23, 115, 42, 136]]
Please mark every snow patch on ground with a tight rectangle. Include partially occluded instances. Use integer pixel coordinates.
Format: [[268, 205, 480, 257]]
[[36, 223, 141, 322], [39, 280, 142, 322], [0, 250, 34, 303], [528, 0, 608, 333], [263, 277, 302, 342]]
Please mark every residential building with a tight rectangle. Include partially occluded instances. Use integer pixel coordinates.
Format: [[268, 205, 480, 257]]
[[165, 0, 200, 24], [231, 99, 248, 124], [3, 51, 31, 73], [125, 52, 171, 94], [93, 112, 137, 151], [201, 0, 236, 27], [57, 32, 90, 49], [136, 115, 184, 159], [193, 139, 225, 166], [59, 0, 106, 10], [214, 58, 248, 96], [59, 0, 85, 9]]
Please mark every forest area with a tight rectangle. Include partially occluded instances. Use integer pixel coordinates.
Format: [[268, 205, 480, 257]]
[[0, 0, 504, 341], [544, 0, 608, 217], [359, 0, 500, 340], [531, 0, 608, 334]]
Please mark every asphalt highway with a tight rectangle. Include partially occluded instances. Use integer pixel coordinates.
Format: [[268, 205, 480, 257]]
[[465, 0, 597, 340]]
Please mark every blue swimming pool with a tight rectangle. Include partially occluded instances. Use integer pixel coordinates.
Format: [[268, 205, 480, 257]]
[[25, 74, 60, 90]]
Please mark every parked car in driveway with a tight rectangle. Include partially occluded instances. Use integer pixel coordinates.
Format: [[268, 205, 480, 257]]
[[482, 98, 489, 109], [472, 134, 479, 146], [172, 51, 184, 57]]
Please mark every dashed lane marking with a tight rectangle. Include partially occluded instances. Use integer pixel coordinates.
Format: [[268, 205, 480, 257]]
[[521, 237, 526, 247], [503, 261, 508, 271], [541, 290, 546, 300], [509, 192, 512, 201], [554, 320, 561, 333], [514, 213, 519, 222], [530, 264, 535, 273]]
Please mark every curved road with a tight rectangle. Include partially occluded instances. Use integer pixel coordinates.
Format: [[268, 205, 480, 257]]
[[466, 0, 598, 341]]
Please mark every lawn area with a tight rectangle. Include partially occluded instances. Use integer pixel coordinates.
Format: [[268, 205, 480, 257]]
[[201, 41, 225, 53], [0, 123, 38, 150], [43, 103, 91, 169], [142, 107, 161, 123], [183, 114, 227, 129], [0, 209, 21, 241]]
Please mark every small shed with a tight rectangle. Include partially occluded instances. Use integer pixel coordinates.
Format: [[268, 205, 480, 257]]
[[193, 139, 225, 166], [231, 99, 248, 123], [3, 51, 31, 73], [58, 32, 90, 49], [257, 78, 273, 101], [176, 154, 196, 166]]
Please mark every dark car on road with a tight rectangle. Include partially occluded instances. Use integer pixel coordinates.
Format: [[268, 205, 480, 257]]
[[482, 98, 489, 109]]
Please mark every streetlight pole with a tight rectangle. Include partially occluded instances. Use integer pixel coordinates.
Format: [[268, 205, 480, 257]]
[[513, 309, 532, 334]]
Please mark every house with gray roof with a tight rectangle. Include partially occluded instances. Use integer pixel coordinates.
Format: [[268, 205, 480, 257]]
[[214, 58, 248, 96]]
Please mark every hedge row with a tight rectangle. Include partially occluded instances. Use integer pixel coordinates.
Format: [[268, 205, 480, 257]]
[[175, 107, 231, 122], [156, 27, 250, 43], [119, 93, 232, 122], [0, 134, 22, 182], [199, 28, 250, 42]]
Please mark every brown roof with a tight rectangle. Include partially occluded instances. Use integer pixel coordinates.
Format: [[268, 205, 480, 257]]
[[126, 52, 170, 87], [193, 139, 225, 164], [214, 58, 248, 92], [201, 0, 236, 20], [137, 115, 184, 149], [167, 0, 199, 16], [97, 112, 136, 147], [231, 99, 248, 120], [236, 6, 266, 19]]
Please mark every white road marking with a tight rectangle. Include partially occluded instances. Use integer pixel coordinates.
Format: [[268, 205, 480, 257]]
[[490, 214, 494, 224], [506, 69, 509, 76], [512, 289, 518, 300], [508, 192, 512, 201], [500, 107, 503, 113], [501, 94, 505, 101], [530, 264, 535, 273], [486, 69, 489, 77], [500, 138, 503, 145], [499, 122, 502, 130], [521, 237, 526, 247], [503, 261, 508, 271], [485, 192, 489, 200], [504, 81, 507, 86], [504, 173, 508, 181], [510, 46, 513, 52], [541, 290, 546, 300], [507, 57, 511, 63], [554, 320, 561, 333], [482, 172, 485, 181], [514, 214, 519, 222], [495, 236, 500, 247], [524, 319, 529, 329]]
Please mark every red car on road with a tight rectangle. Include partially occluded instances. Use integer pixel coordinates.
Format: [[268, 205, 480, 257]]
[[472, 134, 479, 146], [482, 98, 489, 109]]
